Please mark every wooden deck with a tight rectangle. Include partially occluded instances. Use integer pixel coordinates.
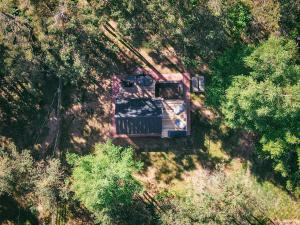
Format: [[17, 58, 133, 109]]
[[145, 71, 191, 136], [162, 100, 187, 138], [113, 75, 156, 99]]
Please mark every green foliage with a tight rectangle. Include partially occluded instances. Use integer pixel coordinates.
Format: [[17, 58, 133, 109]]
[[159, 172, 269, 225], [225, 2, 252, 37], [206, 44, 253, 109], [222, 36, 300, 194], [0, 143, 64, 219], [244, 36, 299, 84], [68, 141, 143, 223], [279, 0, 300, 38], [34, 158, 64, 216], [222, 76, 292, 132], [0, 144, 34, 196]]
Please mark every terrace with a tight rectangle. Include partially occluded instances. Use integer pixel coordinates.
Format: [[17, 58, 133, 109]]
[[115, 74, 156, 99], [112, 72, 190, 138]]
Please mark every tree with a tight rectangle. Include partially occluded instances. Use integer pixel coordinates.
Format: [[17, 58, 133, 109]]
[[279, 0, 300, 38], [222, 36, 300, 195], [34, 158, 64, 218], [244, 36, 299, 84], [0, 142, 65, 221], [0, 0, 122, 148], [206, 44, 253, 109], [0, 143, 35, 197], [224, 1, 252, 38], [67, 141, 143, 224]]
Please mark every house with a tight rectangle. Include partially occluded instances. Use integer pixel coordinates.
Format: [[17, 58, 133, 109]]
[[111, 70, 190, 138]]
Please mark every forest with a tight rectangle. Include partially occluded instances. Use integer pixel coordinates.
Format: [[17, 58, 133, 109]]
[[0, 0, 299, 224]]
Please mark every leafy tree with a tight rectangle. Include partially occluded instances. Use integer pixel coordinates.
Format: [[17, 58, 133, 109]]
[[67, 141, 143, 224], [0, 143, 35, 197], [34, 158, 64, 218], [206, 44, 253, 109], [0, 143, 65, 221], [222, 36, 300, 194], [279, 0, 300, 38], [225, 1, 252, 38], [244, 36, 299, 84], [246, 0, 281, 36]]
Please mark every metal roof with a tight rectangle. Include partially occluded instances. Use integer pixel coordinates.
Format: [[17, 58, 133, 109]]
[[115, 98, 163, 118], [115, 98, 163, 135]]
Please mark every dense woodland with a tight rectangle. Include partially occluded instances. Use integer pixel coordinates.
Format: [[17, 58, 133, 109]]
[[0, 0, 299, 224]]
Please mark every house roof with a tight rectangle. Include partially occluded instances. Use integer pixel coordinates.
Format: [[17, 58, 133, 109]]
[[111, 71, 191, 137], [115, 98, 163, 118], [115, 98, 163, 135]]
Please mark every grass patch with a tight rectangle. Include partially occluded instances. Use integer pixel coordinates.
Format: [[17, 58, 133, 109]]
[[140, 151, 200, 185], [168, 170, 300, 220], [253, 179, 300, 219]]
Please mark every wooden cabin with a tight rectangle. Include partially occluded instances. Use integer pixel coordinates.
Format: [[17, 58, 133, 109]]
[[112, 71, 190, 138]]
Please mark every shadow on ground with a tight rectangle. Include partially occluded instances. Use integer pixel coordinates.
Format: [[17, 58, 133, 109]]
[[113, 110, 232, 184], [0, 194, 38, 225]]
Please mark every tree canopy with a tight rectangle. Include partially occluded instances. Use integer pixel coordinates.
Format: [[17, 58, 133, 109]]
[[0, 0, 299, 223], [0, 143, 64, 220], [67, 141, 143, 223], [222, 36, 300, 195]]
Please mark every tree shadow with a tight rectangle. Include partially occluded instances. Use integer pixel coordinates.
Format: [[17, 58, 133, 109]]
[[114, 110, 230, 184], [278, 0, 300, 38], [106, 198, 161, 225], [103, 22, 172, 79], [110, 1, 231, 68], [206, 121, 291, 193], [0, 52, 58, 150], [147, 50, 184, 73], [42, 28, 137, 156], [0, 194, 38, 225], [59, 80, 112, 154]]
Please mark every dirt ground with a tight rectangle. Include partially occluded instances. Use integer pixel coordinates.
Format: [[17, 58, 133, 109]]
[[53, 21, 261, 199], [55, 24, 253, 192], [61, 77, 112, 153]]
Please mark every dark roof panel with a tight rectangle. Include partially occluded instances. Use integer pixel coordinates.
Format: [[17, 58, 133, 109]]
[[115, 98, 163, 118], [115, 98, 163, 135], [116, 117, 162, 135]]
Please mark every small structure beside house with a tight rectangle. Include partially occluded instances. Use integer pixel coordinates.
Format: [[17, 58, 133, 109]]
[[112, 70, 191, 138], [192, 75, 205, 93]]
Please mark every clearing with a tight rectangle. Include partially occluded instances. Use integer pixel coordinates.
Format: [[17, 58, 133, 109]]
[[58, 21, 300, 221]]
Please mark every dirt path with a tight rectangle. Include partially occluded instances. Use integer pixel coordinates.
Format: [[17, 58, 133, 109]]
[[102, 21, 185, 75]]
